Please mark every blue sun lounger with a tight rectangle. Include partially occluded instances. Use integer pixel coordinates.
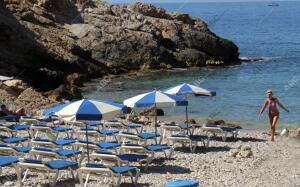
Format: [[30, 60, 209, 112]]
[[30, 138, 76, 148], [117, 132, 161, 145], [85, 121, 103, 130], [0, 156, 22, 186], [30, 124, 73, 139], [201, 124, 239, 141], [97, 141, 121, 151], [0, 115, 20, 122], [121, 143, 174, 158], [167, 134, 210, 152], [18, 158, 78, 186], [29, 147, 83, 162], [160, 123, 194, 139], [0, 124, 31, 137], [91, 149, 152, 169], [1, 137, 28, 146], [77, 128, 119, 142], [78, 163, 140, 187], [73, 140, 100, 151], [0, 144, 31, 156]]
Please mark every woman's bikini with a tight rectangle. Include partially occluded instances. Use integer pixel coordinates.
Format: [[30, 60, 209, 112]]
[[269, 98, 279, 117]]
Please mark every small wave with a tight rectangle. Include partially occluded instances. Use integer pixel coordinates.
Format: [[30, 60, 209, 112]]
[[240, 56, 281, 62]]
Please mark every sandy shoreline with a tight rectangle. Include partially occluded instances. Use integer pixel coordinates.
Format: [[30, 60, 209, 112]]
[[1, 130, 299, 187]]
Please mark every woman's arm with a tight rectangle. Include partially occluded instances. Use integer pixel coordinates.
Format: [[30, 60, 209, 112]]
[[259, 100, 268, 116], [276, 99, 289, 112]]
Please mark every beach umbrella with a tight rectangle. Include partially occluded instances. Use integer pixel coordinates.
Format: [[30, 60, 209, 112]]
[[163, 83, 216, 134], [123, 90, 188, 136], [163, 83, 216, 96], [43, 102, 71, 116], [43, 99, 127, 162]]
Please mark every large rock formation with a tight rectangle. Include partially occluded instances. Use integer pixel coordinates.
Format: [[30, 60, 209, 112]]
[[0, 0, 239, 103], [0, 81, 58, 114]]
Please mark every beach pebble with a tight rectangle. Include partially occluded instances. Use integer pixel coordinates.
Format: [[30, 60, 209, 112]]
[[229, 149, 240, 157], [241, 149, 253, 158], [241, 145, 251, 151], [4, 181, 14, 186]]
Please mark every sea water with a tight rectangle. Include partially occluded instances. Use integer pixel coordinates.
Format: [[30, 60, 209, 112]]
[[84, 1, 300, 127]]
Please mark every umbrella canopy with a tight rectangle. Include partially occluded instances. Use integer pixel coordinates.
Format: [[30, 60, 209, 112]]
[[123, 90, 188, 108], [42, 99, 127, 163], [163, 83, 216, 96], [43, 102, 71, 116], [43, 99, 127, 122], [123, 91, 188, 139]]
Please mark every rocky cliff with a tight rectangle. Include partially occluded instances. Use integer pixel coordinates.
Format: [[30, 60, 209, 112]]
[[0, 0, 239, 101]]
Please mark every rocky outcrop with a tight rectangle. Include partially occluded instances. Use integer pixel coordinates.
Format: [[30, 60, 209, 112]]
[[0, 81, 58, 114], [3, 79, 29, 93], [0, 0, 239, 105]]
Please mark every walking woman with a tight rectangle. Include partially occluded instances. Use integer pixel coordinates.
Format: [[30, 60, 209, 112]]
[[259, 89, 289, 141]]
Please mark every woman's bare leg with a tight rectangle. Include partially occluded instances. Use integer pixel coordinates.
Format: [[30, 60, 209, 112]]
[[269, 114, 274, 140], [271, 116, 279, 141]]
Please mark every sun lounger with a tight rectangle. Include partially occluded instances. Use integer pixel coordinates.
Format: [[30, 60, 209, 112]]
[[30, 138, 76, 148], [117, 132, 161, 145], [0, 156, 22, 186], [104, 120, 143, 133], [1, 137, 28, 146], [29, 147, 83, 163], [71, 121, 103, 130], [103, 120, 124, 129], [0, 115, 20, 122], [86, 121, 103, 130], [0, 124, 31, 137], [201, 124, 239, 141], [120, 143, 174, 158], [160, 122, 193, 139], [78, 163, 140, 187], [19, 117, 39, 125], [73, 140, 100, 152], [91, 149, 152, 169], [97, 141, 121, 151], [0, 144, 31, 156], [118, 120, 143, 133], [30, 124, 73, 139], [167, 134, 209, 152], [73, 140, 121, 154], [18, 158, 78, 186], [77, 128, 119, 142]]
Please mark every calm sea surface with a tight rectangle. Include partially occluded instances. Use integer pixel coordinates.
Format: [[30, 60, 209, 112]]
[[84, 1, 300, 127]]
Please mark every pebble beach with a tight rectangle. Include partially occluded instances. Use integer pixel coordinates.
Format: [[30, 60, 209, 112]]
[[1, 130, 299, 187]]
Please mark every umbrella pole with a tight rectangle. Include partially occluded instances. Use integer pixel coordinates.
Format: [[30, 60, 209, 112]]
[[186, 105, 189, 135], [154, 104, 158, 144], [184, 95, 189, 136], [85, 123, 90, 163]]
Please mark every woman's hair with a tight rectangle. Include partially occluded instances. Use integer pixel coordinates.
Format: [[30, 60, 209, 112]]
[[267, 89, 273, 94]]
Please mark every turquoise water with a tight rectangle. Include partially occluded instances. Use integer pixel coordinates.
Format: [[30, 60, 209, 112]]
[[84, 1, 300, 126]]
